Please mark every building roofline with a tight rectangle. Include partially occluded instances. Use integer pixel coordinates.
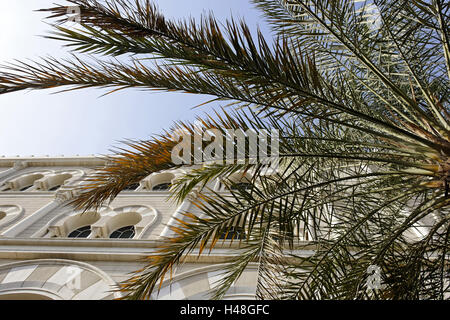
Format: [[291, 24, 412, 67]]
[[0, 156, 107, 168]]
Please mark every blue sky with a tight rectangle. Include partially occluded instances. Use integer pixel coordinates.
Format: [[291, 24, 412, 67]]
[[0, 1, 271, 157]]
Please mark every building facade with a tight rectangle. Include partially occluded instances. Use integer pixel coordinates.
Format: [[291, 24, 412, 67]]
[[0, 156, 257, 300]]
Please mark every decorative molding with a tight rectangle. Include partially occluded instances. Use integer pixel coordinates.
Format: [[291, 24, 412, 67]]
[[0, 259, 121, 300], [0, 162, 28, 181], [140, 168, 187, 191], [0, 205, 25, 230], [91, 205, 158, 239], [32, 206, 111, 238], [37, 205, 158, 239], [13, 161, 28, 170], [54, 188, 80, 203], [152, 263, 258, 300], [1, 201, 60, 237], [160, 192, 197, 238], [1, 169, 85, 193]]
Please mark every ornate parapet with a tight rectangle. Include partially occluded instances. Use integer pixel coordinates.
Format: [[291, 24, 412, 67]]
[[0, 161, 28, 181], [13, 161, 28, 170], [54, 187, 81, 204]]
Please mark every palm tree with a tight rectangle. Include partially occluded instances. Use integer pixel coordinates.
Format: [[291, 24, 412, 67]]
[[0, 0, 449, 300]]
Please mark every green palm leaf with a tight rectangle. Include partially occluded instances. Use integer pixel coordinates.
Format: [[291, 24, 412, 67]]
[[0, 0, 448, 300]]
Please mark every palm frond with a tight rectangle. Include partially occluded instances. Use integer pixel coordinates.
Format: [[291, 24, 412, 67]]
[[0, 0, 448, 300]]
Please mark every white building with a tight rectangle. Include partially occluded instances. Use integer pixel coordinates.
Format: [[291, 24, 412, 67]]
[[0, 156, 257, 300]]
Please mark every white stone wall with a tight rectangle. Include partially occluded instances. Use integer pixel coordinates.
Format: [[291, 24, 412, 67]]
[[0, 196, 54, 234], [0, 157, 257, 300]]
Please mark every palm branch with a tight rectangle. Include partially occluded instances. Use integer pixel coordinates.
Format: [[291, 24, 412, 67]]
[[0, 0, 448, 299]]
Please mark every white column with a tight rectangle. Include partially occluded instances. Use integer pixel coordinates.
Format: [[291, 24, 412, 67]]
[[160, 192, 197, 238], [307, 215, 317, 241], [1, 200, 61, 237], [0, 161, 27, 181], [0, 168, 16, 180]]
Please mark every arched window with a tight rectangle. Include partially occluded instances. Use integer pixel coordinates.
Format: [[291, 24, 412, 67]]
[[46, 211, 101, 238], [48, 185, 61, 191], [68, 225, 92, 238], [19, 185, 33, 191], [6, 173, 45, 191], [109, 225, 135, 239], [0, 205, 24, 229], [223, 171, 254, 192], [219, 226, 246, 240], [141, 171, 177, 191], [123, 183, 140, 191], [230, 182, 252, 191], [43, 173, 72, 191], [2, 171, 81, 192], [152, 182, 171, 191]]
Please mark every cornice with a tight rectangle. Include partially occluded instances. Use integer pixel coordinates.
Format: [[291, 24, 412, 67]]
[[0, 156, 106, 168], [0, 238, 316, 262]]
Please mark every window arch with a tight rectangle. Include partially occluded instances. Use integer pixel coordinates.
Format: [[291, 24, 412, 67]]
[[0, 259, 121, 300], [230, 182, 252, 191], [19, 184, 34, 191], [35, 172, 73, 191], [219, 226, 246, 240], [91, 205, 158, 239], [44, 211, 101, 238], [63, 211, 100, 238], [122, 182, 140, 191], [104, 211, 141, 239], [39, 205, 158, 239], [1, 169, 84, 192], [48, 185, 62, 191], [148, 172, 174, 191], [152, 182, 171, 191], [109, 225, 135, 238], [140, 169, 186, 191], [219, 171, 254, 191], [0, 205, 25, 230], [3, 173, 46, 191], [68, 225, 92, 238], [151, 264, 258, 300]]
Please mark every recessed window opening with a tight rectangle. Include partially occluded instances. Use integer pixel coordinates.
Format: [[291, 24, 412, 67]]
[[68, 225, 92, 238], [230, 182, 252, 191], [110, 225, 135, 239], [48, 185, 61, 191], [123, 183, 140, 191], [152, 182, 171, 191], [219, 226, 246, 240]]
